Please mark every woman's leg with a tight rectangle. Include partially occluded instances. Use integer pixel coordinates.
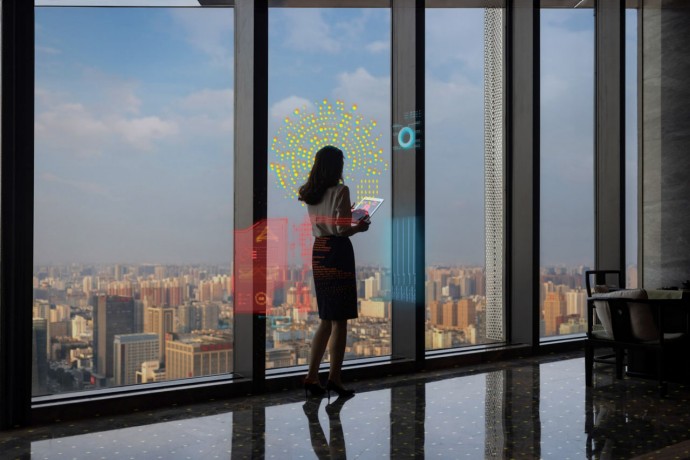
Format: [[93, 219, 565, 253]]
[[306, 319, 332, 382], [327, 320, 348, 385]]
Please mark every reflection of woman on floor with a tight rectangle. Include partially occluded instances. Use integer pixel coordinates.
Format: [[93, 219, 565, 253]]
[[303, 396, 352, 460], [299, 146, 370, 398]]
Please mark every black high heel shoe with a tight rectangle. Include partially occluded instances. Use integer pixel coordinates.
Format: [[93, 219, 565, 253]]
[[326, 380, 355, 399], [304, 380, 326, 397]]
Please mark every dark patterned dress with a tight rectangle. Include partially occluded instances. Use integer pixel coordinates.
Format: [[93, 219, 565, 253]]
[[307, 184, 358, 320]]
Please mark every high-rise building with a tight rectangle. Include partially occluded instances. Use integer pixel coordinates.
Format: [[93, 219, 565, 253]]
[[365, 276, 379, 299], [32, 318, 49, 395], [200, 304, 220, 330], [428, 300, 443, 327], [93, 295, 135, 380], [33, 299, 51, 321], [457, 298, 477, 330], [542, 292, 567, 336], [71, 315, 88, 338], [55, 304, 71, 322], [441, 301, 457, 328], [144, 307, 175, 365], [165, 333, 232, 380], [360, 299, 389, 319], [113, 333, 159, 386], [565, 289, 586, 317], [133, 300, 145, 333]]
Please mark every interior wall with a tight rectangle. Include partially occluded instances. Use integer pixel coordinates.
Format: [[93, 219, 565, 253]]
[[641, 0, 690, 289]]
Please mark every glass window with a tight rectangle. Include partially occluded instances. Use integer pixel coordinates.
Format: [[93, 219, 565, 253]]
[[425, 8, 505, 351], [33, 6, 234, 395], [539, 7, 594, 339], [625, 8, 638, 288], [266, 8, 391, 369]]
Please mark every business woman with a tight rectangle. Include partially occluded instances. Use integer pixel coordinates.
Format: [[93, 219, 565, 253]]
[[299, 145, 370, 398]]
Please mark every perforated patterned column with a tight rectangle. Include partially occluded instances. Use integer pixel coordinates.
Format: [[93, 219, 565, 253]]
[[484, 8, 505, 342]]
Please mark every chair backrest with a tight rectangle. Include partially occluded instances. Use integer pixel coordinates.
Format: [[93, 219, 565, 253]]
[[589, 288, 648, 339], [603, 298, 660, 342], [585, 270, 624, 297]]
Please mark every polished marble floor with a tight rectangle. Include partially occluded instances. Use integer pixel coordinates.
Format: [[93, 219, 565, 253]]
[[2, 352, 690, 459]]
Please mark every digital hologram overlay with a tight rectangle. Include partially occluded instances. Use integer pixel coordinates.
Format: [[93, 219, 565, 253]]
[[269, 99, 389, 204]]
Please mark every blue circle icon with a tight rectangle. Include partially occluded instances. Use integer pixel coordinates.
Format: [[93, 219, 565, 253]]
[[398, 126, 415, 149]]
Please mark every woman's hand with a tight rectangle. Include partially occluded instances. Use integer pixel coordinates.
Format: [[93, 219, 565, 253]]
[[353, 216, 370, 233]]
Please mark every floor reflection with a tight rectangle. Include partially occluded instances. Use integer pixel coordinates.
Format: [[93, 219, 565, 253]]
[[2, 353, 690, 459]]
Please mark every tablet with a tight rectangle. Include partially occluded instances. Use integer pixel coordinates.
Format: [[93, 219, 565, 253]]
[[352, 197, 384, 221]]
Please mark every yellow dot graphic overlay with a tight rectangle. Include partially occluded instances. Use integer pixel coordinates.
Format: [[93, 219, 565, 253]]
[[269, 99, 388, 204]]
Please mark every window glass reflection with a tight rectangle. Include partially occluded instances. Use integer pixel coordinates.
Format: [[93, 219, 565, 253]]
[[33, 7, 234, 395], [31, 413, 234, 457], [265, 389, 391, 458]]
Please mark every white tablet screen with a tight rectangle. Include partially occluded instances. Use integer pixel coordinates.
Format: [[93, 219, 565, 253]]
[[353, 197, 384, 220]]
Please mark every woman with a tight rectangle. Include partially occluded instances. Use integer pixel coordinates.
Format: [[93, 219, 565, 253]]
[[299, 145, 370, 398]]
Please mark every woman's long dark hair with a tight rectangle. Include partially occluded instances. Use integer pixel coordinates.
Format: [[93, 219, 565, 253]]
[[298, 146, 344, 205]]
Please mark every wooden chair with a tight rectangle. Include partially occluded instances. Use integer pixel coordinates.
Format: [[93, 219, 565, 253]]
[[585, 295, 687, 396]]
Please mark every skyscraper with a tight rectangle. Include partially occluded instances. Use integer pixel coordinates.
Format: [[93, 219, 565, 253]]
[[32, 318, 49, 395], [441, 301, 457, 328], [542, 292, 567, 336], [457, 298, 477, 330], [428, 300, 443, 327], [93, 295, 135, 380], [200, 304, 220, 330], [113, 333, 159, 386], [144, 307, 175, 365]]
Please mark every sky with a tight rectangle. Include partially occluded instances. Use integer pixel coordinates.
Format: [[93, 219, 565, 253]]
[[33, 6, 638, 268]]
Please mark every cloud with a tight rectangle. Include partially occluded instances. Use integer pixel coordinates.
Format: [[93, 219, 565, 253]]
[[169, 8, 234, 69], [35, 86, 178, 156], [179, 88, 234, 116], [332, 68, 389, 123], [269, 96, 315, 120], [112, 116, 178, 151], [425, 10, 485, 74], [35, 102, 112, 157], [278, 10, 341, 54], [365, 41, 389, 54]]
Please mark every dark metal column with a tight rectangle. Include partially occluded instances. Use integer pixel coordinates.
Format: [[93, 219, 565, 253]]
[[233, 0, 268, 387], [391, 0, 425, 365], [0, 0, 35, 429], [508, 0, 539, 347], [595, 0, 625, 275]]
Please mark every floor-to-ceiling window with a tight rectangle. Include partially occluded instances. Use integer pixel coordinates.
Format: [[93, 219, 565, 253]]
[[625, 7, 638, 288], [425, 7, 505, 351], [266, 7, 391, 369], [539, 6, 594, 339], [33, 5, 234, 395]]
